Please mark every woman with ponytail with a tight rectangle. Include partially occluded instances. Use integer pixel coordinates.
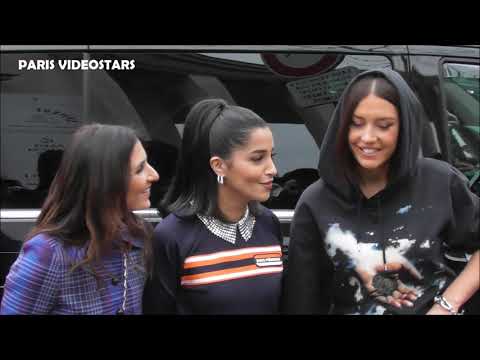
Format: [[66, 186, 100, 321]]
[[143, 99, 284, 314]]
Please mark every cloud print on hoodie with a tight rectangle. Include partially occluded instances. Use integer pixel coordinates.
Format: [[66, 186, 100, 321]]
[[282, 68, 479, 315]]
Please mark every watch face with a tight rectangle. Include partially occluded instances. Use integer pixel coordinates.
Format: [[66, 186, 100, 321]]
[[372, 272, 399, 296]]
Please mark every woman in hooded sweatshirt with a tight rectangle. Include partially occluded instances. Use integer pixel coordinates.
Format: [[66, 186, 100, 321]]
[[282, 68, 479, 315]]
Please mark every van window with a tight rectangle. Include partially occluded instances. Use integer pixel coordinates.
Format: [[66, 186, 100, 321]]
[[442, 62, 480, 193], [1, 52, 85, 208], [1, 51, 392, 210]]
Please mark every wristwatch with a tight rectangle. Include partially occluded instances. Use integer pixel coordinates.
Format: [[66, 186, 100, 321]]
[[434, 295, 464, 315]]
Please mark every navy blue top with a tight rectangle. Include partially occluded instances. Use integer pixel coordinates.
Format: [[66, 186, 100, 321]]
[[143, 206, 284, 314]]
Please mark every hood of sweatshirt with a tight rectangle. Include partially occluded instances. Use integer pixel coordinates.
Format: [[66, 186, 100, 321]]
[[317, 68, 426, 202]]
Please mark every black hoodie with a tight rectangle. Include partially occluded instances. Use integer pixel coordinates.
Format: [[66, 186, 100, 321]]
[[282, 68, 479, 315]]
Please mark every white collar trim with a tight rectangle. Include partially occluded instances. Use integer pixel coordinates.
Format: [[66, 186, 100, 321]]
[[197, 207, 256, 244]]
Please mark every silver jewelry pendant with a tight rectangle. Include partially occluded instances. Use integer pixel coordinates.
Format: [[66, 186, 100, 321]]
[[116, 251, 128, 315]]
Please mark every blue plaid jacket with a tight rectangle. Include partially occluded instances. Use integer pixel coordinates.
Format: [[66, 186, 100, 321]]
[[0, 232, 146, 315]]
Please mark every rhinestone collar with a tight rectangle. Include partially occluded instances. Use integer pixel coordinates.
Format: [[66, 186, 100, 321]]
[[197, 207, 256, 244]]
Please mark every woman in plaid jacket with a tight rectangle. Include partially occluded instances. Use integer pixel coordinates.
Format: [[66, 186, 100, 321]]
[[0, 123, 159, 314]]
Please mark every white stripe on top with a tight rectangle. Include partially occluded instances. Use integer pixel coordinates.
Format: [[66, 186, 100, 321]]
[[184, 245, 282, 264]]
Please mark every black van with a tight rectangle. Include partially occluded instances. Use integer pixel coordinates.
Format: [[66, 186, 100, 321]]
[[1, 45, 479, 310]]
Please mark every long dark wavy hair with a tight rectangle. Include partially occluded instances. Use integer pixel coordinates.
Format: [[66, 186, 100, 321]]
[[26, 123, 153, 275]]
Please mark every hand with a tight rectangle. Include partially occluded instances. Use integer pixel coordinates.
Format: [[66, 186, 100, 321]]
[[355, 262, 419, 309]]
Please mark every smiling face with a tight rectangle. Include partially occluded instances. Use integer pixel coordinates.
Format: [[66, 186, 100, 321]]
[[348, 94, 400, 177], [126, 141, 159, 210], [218, 127, 277, 204]]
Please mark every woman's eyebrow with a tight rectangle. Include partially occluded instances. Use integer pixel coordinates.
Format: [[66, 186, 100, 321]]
[[249, 149, 268, 154], [353, 114, 365, 119], [353, 114, 396, 121], [375, 117, 397, 122]]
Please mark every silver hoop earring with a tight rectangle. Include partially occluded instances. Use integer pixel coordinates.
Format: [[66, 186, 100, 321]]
[[217, 175, 224, 184]]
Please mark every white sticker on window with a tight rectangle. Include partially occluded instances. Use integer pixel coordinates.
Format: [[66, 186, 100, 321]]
[[286, 66, 360, 108]]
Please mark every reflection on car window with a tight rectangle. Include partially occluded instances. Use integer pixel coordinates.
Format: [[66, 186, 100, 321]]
[[1, 52, 84, 208], [442, 62, 480, 194], [444, 63, 479, 101], [268, 124, 318, 177], [1, 51, 393, 210]]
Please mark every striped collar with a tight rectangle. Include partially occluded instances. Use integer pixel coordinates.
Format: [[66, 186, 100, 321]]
[[197, 207, 256, 244]]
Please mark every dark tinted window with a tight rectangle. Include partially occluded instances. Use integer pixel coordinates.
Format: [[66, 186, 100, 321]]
[[1, 51, 393, 211], [442, 62, 480, 195], [1, 52, 84, 208]]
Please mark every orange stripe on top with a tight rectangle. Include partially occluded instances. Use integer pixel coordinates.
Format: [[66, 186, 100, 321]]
[[181, 266, 283, 286], [182, 264, 259, 281], [184, 252, 281, 269]]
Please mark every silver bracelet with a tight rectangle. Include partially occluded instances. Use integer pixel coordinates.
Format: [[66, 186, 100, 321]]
[[434, 295, 464, 315]]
